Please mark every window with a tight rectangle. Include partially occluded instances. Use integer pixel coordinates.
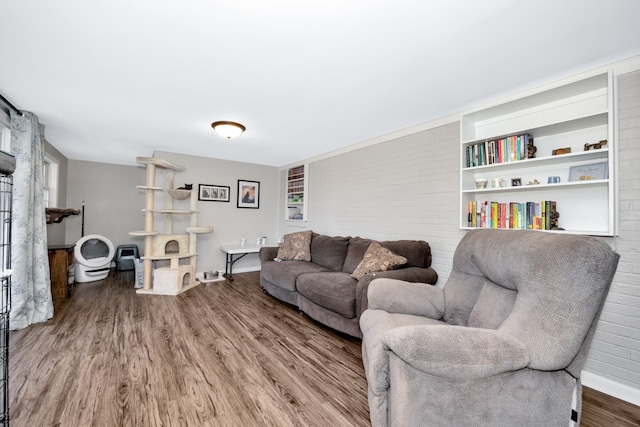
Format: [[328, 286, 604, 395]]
[[0, 108, 9, 152], [43, 153, 59, 208], [0, 110, 60, 208]]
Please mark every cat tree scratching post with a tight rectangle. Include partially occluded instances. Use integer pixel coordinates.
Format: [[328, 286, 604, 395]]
[[130, 157, 213, 295]]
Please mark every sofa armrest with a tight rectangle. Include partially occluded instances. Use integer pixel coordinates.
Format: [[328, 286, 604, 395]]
[[368, 278, 445, 319], [383, 325, 530, 381], [259, 246, 279, 264], [355, 266, 438, 318]]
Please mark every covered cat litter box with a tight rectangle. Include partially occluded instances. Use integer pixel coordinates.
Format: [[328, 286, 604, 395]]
[[74, 234, 115, 282], [115, 244, 139, 271]]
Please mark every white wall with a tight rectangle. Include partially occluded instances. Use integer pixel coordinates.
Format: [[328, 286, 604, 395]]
[[152, 151, 279, 274], [277, 58, 640, 405]]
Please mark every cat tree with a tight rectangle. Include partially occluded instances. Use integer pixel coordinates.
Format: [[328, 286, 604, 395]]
[[130, 157, 213, 295]]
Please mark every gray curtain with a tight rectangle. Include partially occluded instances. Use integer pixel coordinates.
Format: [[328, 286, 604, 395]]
[[10, 110, 53, 330]]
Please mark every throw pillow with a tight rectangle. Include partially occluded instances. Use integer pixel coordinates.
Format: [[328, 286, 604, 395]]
[[276, 230, 313, 261], [351, 241, 408, 280]]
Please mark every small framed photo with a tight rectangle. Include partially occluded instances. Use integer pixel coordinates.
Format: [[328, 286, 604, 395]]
[[198, 184, 230, 202], [511, 178, 522, 187], [237, 180, 260, 209], [569, 162, 608, 182], [552, 147, 572, 155]]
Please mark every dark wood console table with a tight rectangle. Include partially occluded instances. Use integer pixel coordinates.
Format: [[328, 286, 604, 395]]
[[48, 244, 75, 299]]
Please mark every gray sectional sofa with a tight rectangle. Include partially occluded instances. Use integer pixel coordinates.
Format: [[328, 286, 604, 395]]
[[259, 232, 438, 338]]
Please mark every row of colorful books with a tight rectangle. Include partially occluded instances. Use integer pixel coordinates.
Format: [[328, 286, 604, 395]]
[[465, 133, 532, 168], [467, 200, 557, 230], [287, 180, 304, 193], [288, 166, 305, 180]]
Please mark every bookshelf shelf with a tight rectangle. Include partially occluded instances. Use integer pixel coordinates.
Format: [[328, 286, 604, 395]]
[[462, 179, 609, 194], [461, 148, 609, 173], [460, 71, 615, 235], [285, 164, 308, 221]]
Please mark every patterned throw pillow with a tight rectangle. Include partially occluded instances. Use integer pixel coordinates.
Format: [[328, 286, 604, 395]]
[[351, 241, 408, 280], [276, 230, 313, 261]]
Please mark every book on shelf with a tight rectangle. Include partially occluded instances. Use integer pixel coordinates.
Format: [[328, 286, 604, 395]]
[[465, 133, 531, 168], [287, 180, 304, 193], [467, 199, 557, 230], [288, 165, 305, 179]]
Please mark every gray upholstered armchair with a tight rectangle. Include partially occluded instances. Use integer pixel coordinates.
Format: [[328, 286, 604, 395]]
[[360, 229, 619, 427]]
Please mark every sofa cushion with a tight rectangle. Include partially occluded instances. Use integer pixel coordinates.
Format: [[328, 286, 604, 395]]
[[381, 240, 431, 268], [261, 260, 329, 292], [310, 234, 351, 271], [351, 242, 407, 280], [342, 237, 374, 274], [277, 230, 312, 261], [296, 272, 358, 319]]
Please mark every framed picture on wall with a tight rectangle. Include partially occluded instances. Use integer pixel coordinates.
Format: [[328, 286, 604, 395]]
[[198, 184, 230, 202], [237, 180, 260, 209]]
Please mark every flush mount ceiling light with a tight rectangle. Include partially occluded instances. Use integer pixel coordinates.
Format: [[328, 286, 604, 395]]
[[211, 121, 246, 139]]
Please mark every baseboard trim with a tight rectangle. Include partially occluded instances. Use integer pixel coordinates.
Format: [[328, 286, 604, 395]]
[[581, 370, 640, 407]]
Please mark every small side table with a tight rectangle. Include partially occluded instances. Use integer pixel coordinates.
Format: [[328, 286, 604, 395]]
[[220, 244, 263, 281]]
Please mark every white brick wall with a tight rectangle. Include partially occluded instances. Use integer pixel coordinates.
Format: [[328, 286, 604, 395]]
[[277, 62, 640, 404], [583, 69, 640, 400], [279, 123, 464, 286]]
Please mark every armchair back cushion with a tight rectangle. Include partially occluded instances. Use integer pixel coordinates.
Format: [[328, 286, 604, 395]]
[[443, 230, 619, 371]]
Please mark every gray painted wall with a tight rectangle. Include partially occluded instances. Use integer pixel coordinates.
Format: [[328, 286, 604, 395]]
[[65, 159, 146, 248], [63, 153, 279, 275], [152, 151, 279, 274]]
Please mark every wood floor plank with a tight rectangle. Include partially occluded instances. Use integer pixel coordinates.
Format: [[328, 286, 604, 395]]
[[8, 270, 640, 426]]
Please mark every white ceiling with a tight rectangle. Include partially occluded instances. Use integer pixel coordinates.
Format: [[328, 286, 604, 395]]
[[2, 0, 639, 167]]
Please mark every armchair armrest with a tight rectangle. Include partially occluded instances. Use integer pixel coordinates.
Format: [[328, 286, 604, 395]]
[[259, 246, 279, 264], [384, 325, 530, 381], [355, 266, 438, 318], [368, 278, 445, 320]]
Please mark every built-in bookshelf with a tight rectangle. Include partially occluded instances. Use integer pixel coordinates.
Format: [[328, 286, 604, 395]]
[[460, 71, 615, 236], [286, 164, 308, 221]]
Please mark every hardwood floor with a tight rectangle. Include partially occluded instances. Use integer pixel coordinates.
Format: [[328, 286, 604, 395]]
[[9, 271, 368, 427], [581, 386, 640, 427], [8, 270, 640, 426]]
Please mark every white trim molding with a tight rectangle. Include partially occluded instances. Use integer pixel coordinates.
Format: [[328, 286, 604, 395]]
[[582, 370, 640, 407]]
